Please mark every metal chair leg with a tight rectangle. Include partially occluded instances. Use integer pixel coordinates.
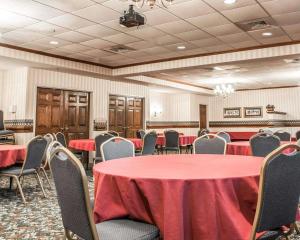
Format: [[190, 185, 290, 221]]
[[9, 177, 13, 190], [14, 176, 26, 204], [35, 172, 47, 198], [41, 167, 52, 189]]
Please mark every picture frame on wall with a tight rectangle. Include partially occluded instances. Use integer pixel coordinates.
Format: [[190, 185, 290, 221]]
[[244, 107, 263, 118], [223, 107, 241, 118]]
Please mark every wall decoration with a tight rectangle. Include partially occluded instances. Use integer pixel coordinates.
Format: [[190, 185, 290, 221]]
[[244, 107, 263, 118], [93, 118, 107, 131], [223, 108, 241, 118]]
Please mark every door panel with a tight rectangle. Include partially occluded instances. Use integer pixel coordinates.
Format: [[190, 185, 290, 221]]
[[199, 104, 207, 129]]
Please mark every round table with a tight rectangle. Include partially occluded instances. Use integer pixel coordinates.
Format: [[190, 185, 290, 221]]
[[156, 135, 196, 146], [227, 141, 295, 155], [93, 154, 263, 240], [0, 145, 26, 168], [68, 138, 143, 151]]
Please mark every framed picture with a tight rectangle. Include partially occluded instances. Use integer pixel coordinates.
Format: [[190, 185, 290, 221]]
[[223, 107, 241, 118], [244, 107, 263, 118]]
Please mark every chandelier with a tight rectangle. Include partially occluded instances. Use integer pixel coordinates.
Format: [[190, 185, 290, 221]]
[[214, 84, 235, 98], [130, 0, 174, 8]]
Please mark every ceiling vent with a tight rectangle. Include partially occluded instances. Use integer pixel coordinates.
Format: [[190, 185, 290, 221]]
[[284, 58, 300, 64], [106, 45, 135, 54], [236, 17, 277, 32]]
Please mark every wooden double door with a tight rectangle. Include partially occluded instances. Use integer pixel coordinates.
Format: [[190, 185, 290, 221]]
[[109, 95, 144, 138], [36, 87, 90, 143]]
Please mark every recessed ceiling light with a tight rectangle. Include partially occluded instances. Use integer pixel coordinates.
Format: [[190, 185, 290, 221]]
[[177, 45, 186, 50], [213, 66, 224, 71], [262, 32, 272, 37], [49, 41, 59, 45], [224, 0, 236, 4]]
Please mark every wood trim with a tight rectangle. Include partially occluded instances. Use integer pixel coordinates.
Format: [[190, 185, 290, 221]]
[[209, 120, 300, 128], [4, 119, 34, 133], [146, 121, 199, 129]]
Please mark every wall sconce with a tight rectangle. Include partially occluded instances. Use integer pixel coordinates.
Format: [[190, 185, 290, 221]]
[[8, 105, 17, 119], [151, 105, 162, 118]]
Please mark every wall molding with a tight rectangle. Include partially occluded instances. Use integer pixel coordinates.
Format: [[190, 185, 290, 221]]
[[209, 120, 300, 128], [4, 119, 34, 133], [146, 121, 199, 129]]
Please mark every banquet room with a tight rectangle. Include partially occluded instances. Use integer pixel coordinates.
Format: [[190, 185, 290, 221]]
[[2, 0, 300, 239]]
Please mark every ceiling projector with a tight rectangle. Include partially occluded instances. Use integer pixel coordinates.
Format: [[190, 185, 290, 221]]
[[120, 5, 145, 28]]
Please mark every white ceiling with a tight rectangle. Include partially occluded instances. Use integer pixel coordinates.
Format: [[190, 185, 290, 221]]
[[0, 0, 300, 67]]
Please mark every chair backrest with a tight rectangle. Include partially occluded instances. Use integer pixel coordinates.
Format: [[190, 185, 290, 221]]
[[22, 136, 48, 171], [250, 133, 281, 157], [164, 130, 179, 148], [141, 131, 157, 155], [95, 134, 113, 158], [50, 147, 99, 240], [274, 130, 291, 141], [216, 131, 231, 143], [0, 110, 4, 130], [136, 129, 146, 139], [193, 134, 227, 155], [296, 131, 300, 141], [47, 141, 63, 163], [44, 133, 55, 142], [250, 144, 300, 240], [198, 128, 209, 137], [107, 130, 119, 136], [101, 137, 135, 161], [56, 132, 67, 147]]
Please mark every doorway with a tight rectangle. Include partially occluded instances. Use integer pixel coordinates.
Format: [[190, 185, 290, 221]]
[[199, 104, 207, 129], [35, 87, 90, 143], [108, 95, 144, 138]]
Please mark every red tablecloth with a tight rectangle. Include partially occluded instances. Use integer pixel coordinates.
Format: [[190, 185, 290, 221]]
[[156, 135, 196, 146], [227, 141, 295, 155], [0, 145, 26, 168], [68, 138, 143, 151], [93, 154, 263, 240]]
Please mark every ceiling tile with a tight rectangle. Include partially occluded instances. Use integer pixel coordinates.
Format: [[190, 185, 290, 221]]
[[248, 26, 288, 41], [121, 50, 149, 58], [82, 48, 115, 57], [24, 22, 68, 36], [0, 23, 16, 34], [203, 44, 233, 53], [164, 42, 198, 51], [152, 35, 183, 45], [143, 9, 179, 25], [143, 46, 172, 55], [55, 31, 93, 43], [259, 0, 300, 15], [222, 4, 268, 23], [73, 4, 120, 23], [56, 43, 93, 53], [259, 35, 291, 45], [20, 42, 53, 51], [2, 30, 45, 44], [129, 27, 165, 39], [125, 40, 155, 50], [102, 0, 152, 13], [34, 0, 95, 12], [190, 38, 224, 47], [47, 14, 94, 30], [34, 36, 72, 47], [282, 23, 300, 35], [0, 9, 38, 28], [273, 11, 300, 26], [45, 48, 71, 56], [204, 23, 242, 36], [220, 32, 253, 43], [81, 38, 115, 49], [205, 0, 256, 11], [175, 30, 211, 41], [187, 13, 230, 29], [167, 0, 214, 18], [155, 20, 197, 34], [77, 24, 119, 38], [102, 33, 140, 44], [230, 40, 260, 49]]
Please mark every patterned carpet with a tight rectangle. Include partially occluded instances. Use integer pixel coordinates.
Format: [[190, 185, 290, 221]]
[[0, 170, 94, 240], [1, 169, 300, 240]]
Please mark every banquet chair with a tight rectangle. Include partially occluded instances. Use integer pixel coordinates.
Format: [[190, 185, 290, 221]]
[[107, 130, 119, 136], [101, 137, 135, 161], [50, 147, 159, 240], [164, 130, 180, 154], [0, 110, 15, 145], [250, 144, 300, 240], [274, 130, 291, 142], [250, 133, 281, 157], [40, 134, 55, 189], [198, 128, 209, 137], [193, 134, 227, 155], [216, 131, 231, 143], [56, 132, 67, 147], [136, 131, 157, 156], [136, 129, 146, 139], [94, 133, 114, 165], [0, 136, 48, 203], [296, 130, 300, 141]]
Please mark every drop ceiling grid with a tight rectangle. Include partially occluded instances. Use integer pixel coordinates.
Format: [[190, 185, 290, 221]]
[[0, 0, 299, 67]]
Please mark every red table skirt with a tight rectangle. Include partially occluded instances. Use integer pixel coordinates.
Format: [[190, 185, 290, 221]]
[[68, 138, 143, 152], [156, 135, 196, 146], [93, 154, 263, 240], [0, 145, 26, 168]]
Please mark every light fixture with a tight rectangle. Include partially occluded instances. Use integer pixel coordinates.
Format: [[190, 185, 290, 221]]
[[49, 40, 59, 45], [262, 32, 272, 37], [129, 0, 174, 8], [224, 0, 236, 4], [177, 45, 186, 50], [213, 66, 224, 71], [214, 84, 235, 98]]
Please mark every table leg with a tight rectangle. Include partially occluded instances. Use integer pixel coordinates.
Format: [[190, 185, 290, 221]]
[[83, 151, 89, 170]]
